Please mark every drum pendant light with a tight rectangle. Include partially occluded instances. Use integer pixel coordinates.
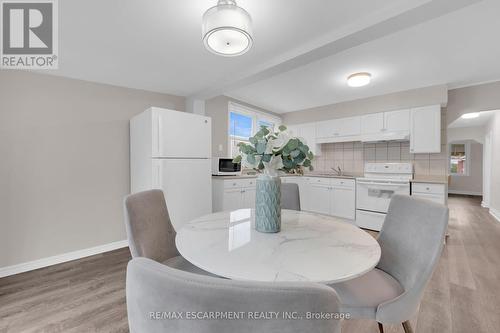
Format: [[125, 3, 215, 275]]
[[202, 0, 253, 56]]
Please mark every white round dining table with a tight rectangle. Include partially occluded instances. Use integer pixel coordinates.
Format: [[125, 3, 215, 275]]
[[175, 209, 381, 284]]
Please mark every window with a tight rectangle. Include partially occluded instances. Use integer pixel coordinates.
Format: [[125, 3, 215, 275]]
[[258, 119, 275, 131], [229, 112, 253, 139], [228, 102, 281, 157], [449, 142, 470, 176]]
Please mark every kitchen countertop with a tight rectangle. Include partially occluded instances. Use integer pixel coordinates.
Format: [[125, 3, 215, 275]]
[[213, 173, 450, 184], [410, 175, 449, 185], [212, 173, 362, 180]]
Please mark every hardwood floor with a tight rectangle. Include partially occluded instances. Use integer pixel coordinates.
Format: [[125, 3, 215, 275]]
[[1, 195, 499, 332]]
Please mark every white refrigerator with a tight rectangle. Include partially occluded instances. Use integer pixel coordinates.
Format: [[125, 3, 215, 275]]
[[130, 107, 212, 230]]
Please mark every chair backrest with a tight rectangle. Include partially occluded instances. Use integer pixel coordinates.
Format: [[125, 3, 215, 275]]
[[281, 183, 301, 211], [375, 195, 449, 323], [123, 189, 178, 262], [127, 257, 342, 333]]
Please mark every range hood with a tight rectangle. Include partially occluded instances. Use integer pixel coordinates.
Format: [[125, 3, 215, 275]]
[[361, 131, 410, 143]]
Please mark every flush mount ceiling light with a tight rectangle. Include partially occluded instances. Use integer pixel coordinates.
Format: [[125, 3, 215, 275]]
[[461, 112, 480, 119], [347, 72, 372, 87], [202, 0, 253, 57]]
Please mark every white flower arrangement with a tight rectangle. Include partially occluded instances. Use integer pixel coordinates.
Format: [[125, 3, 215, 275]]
[[233, 125, 314, 177]]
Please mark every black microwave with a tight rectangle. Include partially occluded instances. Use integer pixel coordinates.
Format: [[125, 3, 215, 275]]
[[212, 158, 242, 176]]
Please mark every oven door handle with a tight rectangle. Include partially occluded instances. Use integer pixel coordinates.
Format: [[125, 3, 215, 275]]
[[357, 181, 408, 186]]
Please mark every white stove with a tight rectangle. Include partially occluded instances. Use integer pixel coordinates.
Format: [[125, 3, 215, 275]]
[[356, 162, 413, 231]]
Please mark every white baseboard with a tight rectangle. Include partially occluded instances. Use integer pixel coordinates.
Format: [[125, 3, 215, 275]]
[[0, 240, 128, 278], [481, 201, 489, 208], [490, 207, 500, 223], [448, 190, 482, 196]]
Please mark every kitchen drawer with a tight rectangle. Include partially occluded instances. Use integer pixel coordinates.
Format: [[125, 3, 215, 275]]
[[282, 176, 299, 183], [331, 178, 355, 188], [412, 183, 445, 195], [242, 179, 256, 188], [223, 178, 256, 189], [308, 177, 331, 186], [356, 210, 385, 231], [412, 192, 446, 205]]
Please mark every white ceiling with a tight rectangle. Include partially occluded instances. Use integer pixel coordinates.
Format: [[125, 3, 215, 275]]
[[53, 0, 408, 95], [226, 0, 500, 113], [47, 0, 500, 113]]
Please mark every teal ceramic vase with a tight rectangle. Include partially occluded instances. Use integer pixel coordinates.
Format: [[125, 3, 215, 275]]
[[255, 174, 281, 233]]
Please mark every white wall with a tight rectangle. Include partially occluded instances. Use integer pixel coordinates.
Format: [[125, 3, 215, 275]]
[[0, 71, 185, 268], [282, 85, 448, 124], [446, 82, 500, 218], [488, 112, 500, 217], [447, 81, 500, 125], [447, 126, 486, 145]]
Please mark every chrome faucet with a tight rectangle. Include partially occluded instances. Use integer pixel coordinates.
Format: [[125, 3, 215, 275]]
[[331, 166, 342, 176]]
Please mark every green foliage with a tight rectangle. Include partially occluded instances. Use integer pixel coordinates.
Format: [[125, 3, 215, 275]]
[[233, 124, 314, 174]]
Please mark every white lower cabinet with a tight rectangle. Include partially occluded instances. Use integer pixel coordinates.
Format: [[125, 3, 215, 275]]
[[223, 188, 244, 210], [304, 178, 356, 220], [331, 186, 356, 220], [242, 187, 256, 208], [213, 176, 356, 221], [212, 178, 257, 212], [411, 182, 447, 205], [309, 184, 331, 215]]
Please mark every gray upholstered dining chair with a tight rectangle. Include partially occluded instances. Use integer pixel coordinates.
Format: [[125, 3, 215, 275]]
[[123, 189, 213, 276], [127, 257, 342, 333], [329, 195, 449, 333], [281, 182, 301, 211]]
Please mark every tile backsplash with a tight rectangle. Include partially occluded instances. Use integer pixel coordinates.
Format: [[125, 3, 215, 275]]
[[312, 141, 448, 176]]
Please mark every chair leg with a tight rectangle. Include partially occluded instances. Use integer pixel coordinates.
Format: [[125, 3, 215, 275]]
[[377, 322, 384, 333], [402, 320, 414, 333]]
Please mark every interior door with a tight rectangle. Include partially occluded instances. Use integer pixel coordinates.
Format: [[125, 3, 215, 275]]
[[156, 158, 212, 231], [155, 108, 211, 158]]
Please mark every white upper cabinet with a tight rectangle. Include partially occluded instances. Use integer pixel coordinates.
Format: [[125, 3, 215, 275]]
[[361, 113, 384, 135], [287, 123, 320, 156], [316, 117, 360, 143], [384, 109, 410, 132], [299, 123, 319, 156], [337, 117, 361, 137], [286, 125, 299, 137], [410, 105, 441, 153], [361, 109, 410, 141], [316, 119, 338, 139]]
